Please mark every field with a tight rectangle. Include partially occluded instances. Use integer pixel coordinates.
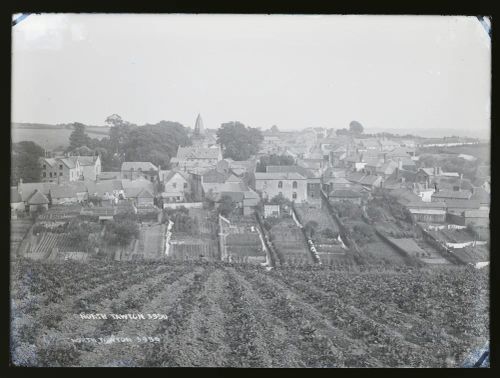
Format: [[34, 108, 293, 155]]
[[10, 260, 489, 367], [417, 143, 490, 164], [12, 125, 109, 150]]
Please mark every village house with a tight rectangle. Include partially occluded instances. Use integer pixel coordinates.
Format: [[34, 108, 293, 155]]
[[40, 156, 80, 183], [379, 138, 401, 152], [263, 204, 280, 218], [78, 155, 102, 181], [354, 138, 380, 151], [216, 186, 260, 216], [171, 145, 223, 173], [328, 189, 363, 205], [255, 172, 308, 203], [324, 177, 352, 194], [27, 190, 49, 213], [463, 210, 489, 227], [359, 174, 384, 191], [159, 170, 191, 203], [86, 179, 124, 205], [266, 165, 321, 203], [40, 155, 101, 183], [416, 167, 460, 184], [121, 162, 159, 181]]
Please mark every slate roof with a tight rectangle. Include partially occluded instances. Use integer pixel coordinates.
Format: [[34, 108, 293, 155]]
[[470, 187, 490, 204], [323, 167, 347, 178], [50, 185, 79, 199], [346, 172, 366, 183], [463, 210, 489, 218], [406, 201, 447, 209], [202, 168, 230, 184], [27, 190, 49, 205], [121, 162, 158, 171], [19, 182, 53, 202], [97, 172, 121, 180], [86, 180, 123, 196], [329, 189, 363, 198], [255, 172, 306, 180], [432, 190, 471, 200], [77, 155, 99, 166], [176, 146, 221, 160], [444, 199, 480, 210], [360, 175, 382, 186], [161, 170, 190, 184], [266, 165, 316, 179]]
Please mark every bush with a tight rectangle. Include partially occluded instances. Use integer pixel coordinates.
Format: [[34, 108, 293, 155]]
[[106, 219, 140, 246], [321, 228, 338, 239]]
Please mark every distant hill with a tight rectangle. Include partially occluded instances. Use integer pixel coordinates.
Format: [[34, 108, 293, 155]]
[[11, 123, 110, 151]]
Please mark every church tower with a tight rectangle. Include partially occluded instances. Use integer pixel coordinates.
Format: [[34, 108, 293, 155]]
[[194, 113, 205, 136]]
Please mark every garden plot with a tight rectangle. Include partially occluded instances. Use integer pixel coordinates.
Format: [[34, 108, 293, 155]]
[[295, 204, 353, 265], [224, 216, 266, 264], [269, 218, 311, 264], [429, 229, 476, 244], [414, 239, 451, 265], [449, 245, 489, 264], [167, 208, 219, 261], [138, 224, 165, 260]]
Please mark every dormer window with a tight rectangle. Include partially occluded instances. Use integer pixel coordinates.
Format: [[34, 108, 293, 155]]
[[278, 181, 283, 189], [59, 164, 63, 170]]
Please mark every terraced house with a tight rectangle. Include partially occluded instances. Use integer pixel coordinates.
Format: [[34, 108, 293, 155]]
[[40, 155, 101, 183]]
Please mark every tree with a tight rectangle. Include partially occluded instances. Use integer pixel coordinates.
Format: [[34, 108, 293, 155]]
[[11, 141, 44, 185], [256, 154, 295, 172], [123, 121, 190, 168], [270, 125, 279, 133], [218, 195, 236, 217], [106, 219, 140, 246], [349, 121, 364, 135], [216, 121, 264, 161], [68, 123, 91, 151]]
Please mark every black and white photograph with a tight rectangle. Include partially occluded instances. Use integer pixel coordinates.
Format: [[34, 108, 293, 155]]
[[10, 13, 490, 367]]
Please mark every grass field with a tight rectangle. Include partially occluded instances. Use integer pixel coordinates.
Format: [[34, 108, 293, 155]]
[[10, 259, 489, 367], [12, 125, 109, 150]]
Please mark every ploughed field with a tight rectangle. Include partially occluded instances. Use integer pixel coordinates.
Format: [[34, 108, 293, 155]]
[[11, 259, 488, 367]]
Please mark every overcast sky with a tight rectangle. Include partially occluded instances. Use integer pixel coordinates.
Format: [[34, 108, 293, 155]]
[[12, 14, 490, 136]]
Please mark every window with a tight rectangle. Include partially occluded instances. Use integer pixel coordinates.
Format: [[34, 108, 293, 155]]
[[292, 192, 297, 199], [49, 172, 52, 178], [184, 183, 188, 189], [59, 164, 63, 170], [292, 181, 297, 189], [42, 164, 46, 169], [59, 172, 63, 176], [278, 181, 283, 188], [173, 183, 177, 189], [42, 172, 46, 178]]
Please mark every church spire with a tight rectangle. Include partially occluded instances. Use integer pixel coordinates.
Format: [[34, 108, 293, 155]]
[[194, 113, 204, 136]]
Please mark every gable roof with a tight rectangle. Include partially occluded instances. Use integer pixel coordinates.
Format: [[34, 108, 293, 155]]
[[432, 190, 471, 200], [19, 182, 53, 202], [86, 180, 123, 196], [406, 201, 447, 209], [121, 162, 158, 171], [346, 172, 366, 183], [329, 189, 363, 198], [255, 172, 306, 180], [360, 175, 382, 186], [50, 185, 79, 199], [137, 188, 154, 199], [176, 146, 221, 160], [445, 199, 480, 209], [27, 190, 49, 205], [161, 170, 190, 184], [202, 168, 230, 183], [266, 165, 316, 179], [77, 155, 99, 166]]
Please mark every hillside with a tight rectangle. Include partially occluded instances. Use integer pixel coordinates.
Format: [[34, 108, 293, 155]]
[[11, 123, 110, 150], [11, 260, 488, 367]]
